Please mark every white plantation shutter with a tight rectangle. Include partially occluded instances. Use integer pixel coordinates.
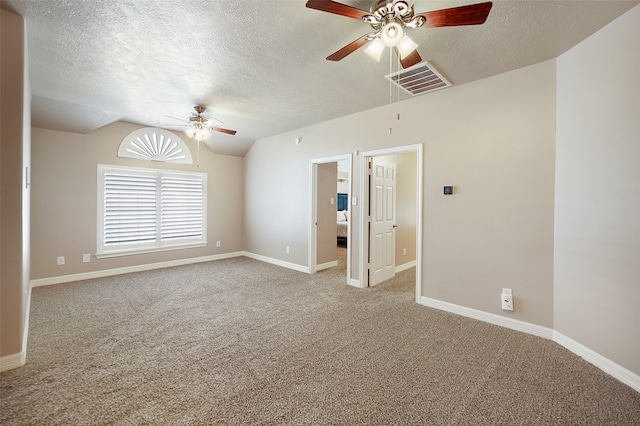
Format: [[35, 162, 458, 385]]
[[103, 170, 158, 246], [161, 174, 204, 240], [97, 165, 207, 256]]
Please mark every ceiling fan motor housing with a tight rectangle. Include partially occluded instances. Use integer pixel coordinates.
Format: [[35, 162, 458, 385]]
[[373, 1, 412, 19], [366, 0, 424, 33], [189, 106, 208, 127]]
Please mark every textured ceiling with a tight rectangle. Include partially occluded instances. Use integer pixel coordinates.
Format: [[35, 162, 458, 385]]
[[2, 0, 638, 156]]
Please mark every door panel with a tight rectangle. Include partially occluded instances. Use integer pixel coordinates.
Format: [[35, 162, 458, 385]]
[[369, 158, 396, 286]]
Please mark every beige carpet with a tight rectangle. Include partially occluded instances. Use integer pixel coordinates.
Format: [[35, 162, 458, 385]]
[[1, 249, 639, 425]]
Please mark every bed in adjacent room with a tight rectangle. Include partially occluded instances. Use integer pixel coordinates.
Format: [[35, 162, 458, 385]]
[[337, 192, 349, 247]]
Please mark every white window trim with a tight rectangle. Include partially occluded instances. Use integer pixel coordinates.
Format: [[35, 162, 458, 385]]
[[96, 164, 207, 258]]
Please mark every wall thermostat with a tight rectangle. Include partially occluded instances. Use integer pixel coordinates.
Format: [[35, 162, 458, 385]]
[[443, 186, 453, 195]]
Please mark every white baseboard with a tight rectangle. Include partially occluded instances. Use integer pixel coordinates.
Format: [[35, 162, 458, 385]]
[[349, 278, 361, 288], [241, 252, 310, 273], [316, 260, 338, 271], [1, 285, 32, 373], [420, 296, 640, 393], [30, 251, 312, 288], [0, 351, 25, 373], [31, 252, 245, 287], [420, 296, 553, 339], [553, 331, 640, 393], [22, 284, 32, 353], [396, 260, 416, 273]]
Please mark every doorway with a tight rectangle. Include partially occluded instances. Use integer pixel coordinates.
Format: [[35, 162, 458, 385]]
[[309, 154, 352, 283], [359, 144, 423, 302]]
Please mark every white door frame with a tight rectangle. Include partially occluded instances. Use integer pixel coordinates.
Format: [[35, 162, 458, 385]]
[[358, 144, 423, 303], [309, 154, 352, 283]]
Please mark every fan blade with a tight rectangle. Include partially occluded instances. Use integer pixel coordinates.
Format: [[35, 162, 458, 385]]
[[305, 0, 371, 20], [164, 114, 189, 123], [327, 33, 373, 61], [210, 127, 237, 136], [419, 1, 493, 28], [204, 118, 224, 126], [395, 47, 422, 69]]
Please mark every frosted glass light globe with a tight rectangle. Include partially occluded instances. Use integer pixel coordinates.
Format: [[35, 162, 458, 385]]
[[380, 22, 403, 47]]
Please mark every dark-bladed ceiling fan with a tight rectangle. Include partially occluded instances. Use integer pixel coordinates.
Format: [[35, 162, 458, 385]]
[[306, 0, 493, 69], [166, 106, 237, 141]]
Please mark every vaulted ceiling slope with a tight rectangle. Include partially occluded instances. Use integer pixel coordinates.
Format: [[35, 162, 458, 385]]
[[2, 0, 638, 156]]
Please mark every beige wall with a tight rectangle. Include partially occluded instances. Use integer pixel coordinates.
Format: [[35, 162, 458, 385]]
[[555, 5, 640, 375], [316, 162, 337, 265], [245, 59, 556, 328], [422, 62, 556, 328], [243, 137, 312, 266], [1, 9, 30, 364], [30, 123, 244, 280]]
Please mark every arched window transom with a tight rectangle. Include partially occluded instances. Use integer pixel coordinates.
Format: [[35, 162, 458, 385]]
[[118, 128, 192, 164]]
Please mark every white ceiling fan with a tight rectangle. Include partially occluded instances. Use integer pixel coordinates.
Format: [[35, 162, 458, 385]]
[[165, 105, 237, 141]]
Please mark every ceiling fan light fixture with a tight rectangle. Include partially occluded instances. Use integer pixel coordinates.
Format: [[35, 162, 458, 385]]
[[185, 127, 196, 139], [397, 34, 418, 59], [380, 21, 403, 47], [365, 37, 386, 62], [193, 128, 211, 141]]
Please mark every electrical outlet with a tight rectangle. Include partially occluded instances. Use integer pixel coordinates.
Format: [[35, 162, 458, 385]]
[[286, 246, 290, 254], [216, 241, 221, 247], [403, 248, 407, 256], [82, 254, 91, 263], [57, 256, 65, 266], [501, 291, 514, 311]]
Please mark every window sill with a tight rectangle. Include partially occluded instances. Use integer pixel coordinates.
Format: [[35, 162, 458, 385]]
[[95, 242, 207, 259]]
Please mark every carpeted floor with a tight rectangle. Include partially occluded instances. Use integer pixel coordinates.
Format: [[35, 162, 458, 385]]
[[1, 247, 639, 425]]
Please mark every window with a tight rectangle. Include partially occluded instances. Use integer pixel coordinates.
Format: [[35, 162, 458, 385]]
[[97, 164, 206, 257], [117, 128, 193, 164]]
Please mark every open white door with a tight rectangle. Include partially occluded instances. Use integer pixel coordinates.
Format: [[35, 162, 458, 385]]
[[369, 157, 397, 286]]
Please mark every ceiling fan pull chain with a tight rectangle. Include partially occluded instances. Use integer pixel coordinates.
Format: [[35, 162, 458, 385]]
[[397, 49, 401, 121], [389, 47, 394, 134]]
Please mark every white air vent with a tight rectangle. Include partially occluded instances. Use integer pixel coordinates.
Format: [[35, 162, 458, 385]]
[[386, 61, 451, 96]]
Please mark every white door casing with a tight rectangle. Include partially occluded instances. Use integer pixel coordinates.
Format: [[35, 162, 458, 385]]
[[369, 157, 397, 286]]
